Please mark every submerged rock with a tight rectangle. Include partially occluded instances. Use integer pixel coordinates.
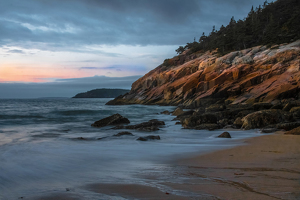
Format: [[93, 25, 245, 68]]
[[113, 132, 134, 137], [137, 135, 161, 141], [72, 137, 96, 141], [161, 110, 171, 115], [217, 132, 231, 138], [91, 114, 130, 128]]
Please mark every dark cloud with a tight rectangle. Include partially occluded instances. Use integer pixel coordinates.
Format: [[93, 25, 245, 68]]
[[0, 76, 141, 98], [79, 65, 146, 72], [0, 0, 266, 50], [6, 49, 25, 54]]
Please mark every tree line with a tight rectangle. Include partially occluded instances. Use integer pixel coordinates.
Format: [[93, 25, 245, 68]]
[[176, 0, 300, 55]]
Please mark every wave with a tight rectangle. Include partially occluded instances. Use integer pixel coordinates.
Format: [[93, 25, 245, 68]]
[[50, 109, 110, 116], [0, 114, 45, 120]]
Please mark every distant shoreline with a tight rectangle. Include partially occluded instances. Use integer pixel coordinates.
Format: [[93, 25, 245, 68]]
[[72, 88, 130, 98]]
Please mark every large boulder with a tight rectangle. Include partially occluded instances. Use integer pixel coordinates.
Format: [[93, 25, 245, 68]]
[[91, 114, 130, 128], [285, 126, 300, 135], [182, 113, 218, 128], [241, 110, 293, 130]]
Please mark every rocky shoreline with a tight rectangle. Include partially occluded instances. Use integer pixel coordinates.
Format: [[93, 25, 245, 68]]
[[172, 100, 300, 134], [89, 98, 300, 140], [104, 40, 300, 135]]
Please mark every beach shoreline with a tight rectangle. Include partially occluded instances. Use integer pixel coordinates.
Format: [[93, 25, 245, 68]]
[[32, 131, 300, 200]]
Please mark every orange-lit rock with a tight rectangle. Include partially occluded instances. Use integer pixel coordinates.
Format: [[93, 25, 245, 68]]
[[107, 40, 300, 107]]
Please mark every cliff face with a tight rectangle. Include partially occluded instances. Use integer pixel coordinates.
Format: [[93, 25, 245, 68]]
[[107, 40, 300, 108]]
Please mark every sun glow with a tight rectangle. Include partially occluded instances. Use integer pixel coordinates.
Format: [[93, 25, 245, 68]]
[[0, 65, 92, 82]]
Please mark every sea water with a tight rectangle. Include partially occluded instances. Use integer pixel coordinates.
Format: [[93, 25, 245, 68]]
[[0, 98, 259, 199]]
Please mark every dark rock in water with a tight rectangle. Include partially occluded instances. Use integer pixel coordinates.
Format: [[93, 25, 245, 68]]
[[276, 122, 300, 131], [241, 110, 293, 130], [161, 110, 171, 115], [285, 126, 300, 135], [194, 123, 220, 131], [218, 132, 232, 138], [114, 119, 165, 131], [97, 136, 109, 140], [73, 137, 95, 141], [113, 131, 134, 137], [261, 128, 279, 133], [137, 135, 161, 141], [91, 114, 130, 128], [175, 122, 181, 125]]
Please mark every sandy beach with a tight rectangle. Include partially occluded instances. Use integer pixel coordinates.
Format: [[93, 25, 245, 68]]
[[86, 132, 300, 200], [32, 131, 300, 200], [168, 131, 300, 200]]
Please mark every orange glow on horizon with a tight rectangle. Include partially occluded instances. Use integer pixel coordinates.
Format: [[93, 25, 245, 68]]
[[0, 65, 98, 83]]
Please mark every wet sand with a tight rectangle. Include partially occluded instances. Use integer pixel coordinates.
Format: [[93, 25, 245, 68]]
[[34, 132, 300, 200], [167, 131, 300, 200]]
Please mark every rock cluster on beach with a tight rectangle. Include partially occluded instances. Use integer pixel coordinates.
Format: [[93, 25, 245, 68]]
[[87, 115, 164, 142], [105, 40, 300, 132]]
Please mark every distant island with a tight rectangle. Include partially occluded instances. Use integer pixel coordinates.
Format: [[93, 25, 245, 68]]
[[72, 88, 130, 98]]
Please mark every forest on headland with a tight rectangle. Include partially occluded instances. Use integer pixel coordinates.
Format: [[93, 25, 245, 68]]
[[73, 88, 130, 98], [175, 0, 300, 56]]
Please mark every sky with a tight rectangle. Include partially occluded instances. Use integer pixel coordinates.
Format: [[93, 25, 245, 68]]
[[0, 0, 266, 98]]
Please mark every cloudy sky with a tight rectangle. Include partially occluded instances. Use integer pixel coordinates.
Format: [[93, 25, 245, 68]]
[[0, 0, 266, 98]]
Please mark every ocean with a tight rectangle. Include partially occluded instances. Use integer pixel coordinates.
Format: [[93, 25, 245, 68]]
[[0, 98, 259, 199]]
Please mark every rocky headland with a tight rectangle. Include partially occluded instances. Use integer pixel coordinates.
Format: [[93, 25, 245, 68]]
[[107, 40, 300, 133], [73, 88, 130, 98]]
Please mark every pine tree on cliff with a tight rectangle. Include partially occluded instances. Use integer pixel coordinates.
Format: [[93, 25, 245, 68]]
[[179, 0, 300, 55]]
